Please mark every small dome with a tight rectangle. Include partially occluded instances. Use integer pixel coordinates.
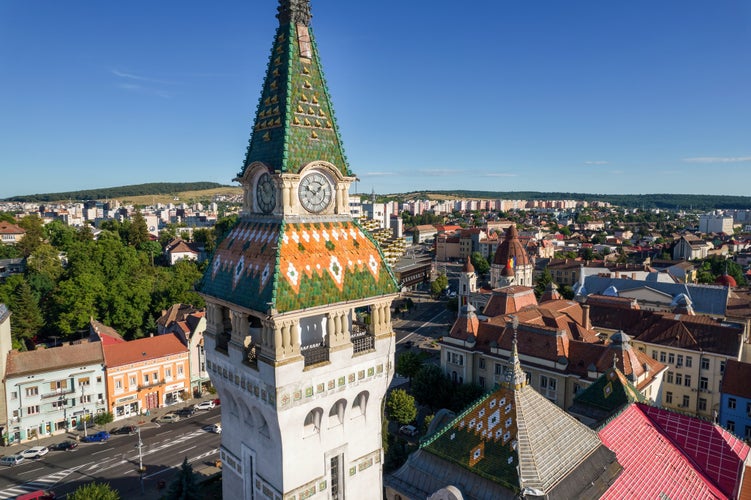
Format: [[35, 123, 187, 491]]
[[670, 293, 692, 307], [610, 330, 631, 345], [715, 273, 737, 288], [492, 225, 530, 267], [462, 256, 475, 273]]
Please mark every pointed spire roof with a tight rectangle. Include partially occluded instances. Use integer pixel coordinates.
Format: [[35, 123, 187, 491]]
[[239, 0, 351, 179], [462, 255, 475, 274]]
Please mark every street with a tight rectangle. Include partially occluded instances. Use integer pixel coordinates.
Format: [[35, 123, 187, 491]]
[[0, 409, 221, 499]]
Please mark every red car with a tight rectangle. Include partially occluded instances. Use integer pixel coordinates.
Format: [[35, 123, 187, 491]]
[[212, 398, 221, 406]]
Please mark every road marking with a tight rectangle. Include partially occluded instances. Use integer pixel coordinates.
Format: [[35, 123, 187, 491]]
[[143, 448, 219, 479], [92, 449, 110, 455], [0, 464, 84, 500], [399, 309, 449, 342], [16, 467, 43, 475]]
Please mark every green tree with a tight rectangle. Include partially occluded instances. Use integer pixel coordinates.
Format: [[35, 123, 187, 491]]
[[396, 351, 425, 383], [127, 210, 150, 247], [430, 273, 449, 298], [534, 268, 553, 299], [193, 228, 217, 255], [386, 389, 417, 425], [411, 364, 452, 410], [470, 252, 490, 275], [163, 457, 201, 500], [10, 281, 43, 349], [16, 214, 45, 257], [68, 481, 120, 500], [94, 411, 114, 427]]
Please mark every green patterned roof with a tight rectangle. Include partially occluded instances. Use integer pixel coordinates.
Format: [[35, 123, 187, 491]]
[[239, 3, 350, 178], [570, 367, 647, 426], [200, 219, 398, 314]]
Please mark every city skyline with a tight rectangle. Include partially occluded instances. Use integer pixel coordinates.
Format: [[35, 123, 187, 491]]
[[1, 0, 750, 200]]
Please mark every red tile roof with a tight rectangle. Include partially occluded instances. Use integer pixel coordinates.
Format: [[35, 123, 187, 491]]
[[102, 335, 187, 367]]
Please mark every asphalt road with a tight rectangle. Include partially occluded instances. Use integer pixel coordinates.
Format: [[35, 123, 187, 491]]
[[0, 409, 221, 499], [393, 291, 453, 351]]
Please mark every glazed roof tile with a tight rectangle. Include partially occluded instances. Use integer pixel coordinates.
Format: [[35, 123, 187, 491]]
[[568, 367, 648, 424], [239, 6, 349, 178], [200, 219, 398, 313]]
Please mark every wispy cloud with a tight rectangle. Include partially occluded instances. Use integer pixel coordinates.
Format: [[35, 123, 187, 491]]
[[112, 69, 177, 98], [418, 168, 465, 176], [683, 156, 751, 163], [483, 173, 517, 177], [585, 160, 609, 165], [111, 69, 177, 85], [361, 171, 396, 177], [609, 170, 624, 175]]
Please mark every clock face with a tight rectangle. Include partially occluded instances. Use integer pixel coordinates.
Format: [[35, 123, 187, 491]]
[[298, 172, 333, 213], [256, 173, 276, 214]]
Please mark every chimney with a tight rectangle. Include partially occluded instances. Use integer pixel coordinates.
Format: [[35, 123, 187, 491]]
[[582, 304, 591, 330], [632, 272, 636, 280]]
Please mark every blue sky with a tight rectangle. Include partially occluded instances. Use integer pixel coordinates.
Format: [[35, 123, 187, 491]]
[[1, 0, 750, 199]]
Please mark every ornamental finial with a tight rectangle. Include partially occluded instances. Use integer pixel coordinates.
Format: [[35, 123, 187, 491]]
[[277, 0, 312, 26]]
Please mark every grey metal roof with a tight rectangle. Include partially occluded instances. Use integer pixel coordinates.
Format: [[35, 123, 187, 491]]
[[582, 276, 729, 316]]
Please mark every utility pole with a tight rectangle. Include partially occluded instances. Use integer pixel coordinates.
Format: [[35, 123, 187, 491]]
[[80, 384, 88, 438], [137, 425, 145, 494]]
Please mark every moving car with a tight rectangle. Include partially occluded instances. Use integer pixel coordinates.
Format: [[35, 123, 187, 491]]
[[50, 440, 78, 451], [194, 400, 215, 411], [111, 425, 137, 435], [15, 490, 55, 500], [399, 425, 419, 437], [0, 454, 25, 466], [81, 431, 110, 443], [176, 407, 196, 417], [156, 413, 180, 424], [20, 446, 49, 459], [15, 489, 55, 500], [206, 423, 222, 434]]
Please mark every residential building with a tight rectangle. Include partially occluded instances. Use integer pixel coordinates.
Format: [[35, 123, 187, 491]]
[[0, 305, 12, 441], [156, 304, 209, 396], [673, 234, 712, 260], [700, 213, 734, 235], [719, 360, 751, 440], [0, 258, 25, 279], [0, 221, 25, 245], [4, 342, 106, 443], [587, 298, 745, 419], [198, 1, 399, 498], [164, 237, 200, 265], [103, 335, 189, 420]]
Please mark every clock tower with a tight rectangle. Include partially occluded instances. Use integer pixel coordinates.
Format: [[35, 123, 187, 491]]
[[199, 1, 399, 499]]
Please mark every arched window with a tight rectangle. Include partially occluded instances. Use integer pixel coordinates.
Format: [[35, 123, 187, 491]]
[[352, 391, 369, 418], [304, 408, 323, 436], [329, 399, 347, 427]]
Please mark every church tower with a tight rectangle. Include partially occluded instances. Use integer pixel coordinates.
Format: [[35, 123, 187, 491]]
[[458, 256, 477, 311], [490, 225, 533, 288], [199, 2, 399, 498]]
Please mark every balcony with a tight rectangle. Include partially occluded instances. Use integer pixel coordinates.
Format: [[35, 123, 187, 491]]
[[301, 343, 329, 367], [138, 379, 164, 391], [215, 330, 230, 354], [41, 388, 75, 399]]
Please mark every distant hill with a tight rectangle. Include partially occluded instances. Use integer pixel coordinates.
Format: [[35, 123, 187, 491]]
[[3, 182, 233, 203], [385, 190, 751, 211]]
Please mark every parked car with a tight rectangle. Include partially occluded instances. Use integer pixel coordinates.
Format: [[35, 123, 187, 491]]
[[50, 440, 78, 451], [399, 424, 419, 437], [156, 413, 181, 424], [194, 400, 215, 411], [81, 431, 110, 443], [176, 407, 196, 417], [0, 454, 25, 466], [15, 489, 55, 500], [206, 423, 222, 434], [212, 398, 221, 406], [402, 340, 414, 349], [111, 425, 137, 435], [20, 446, 49, 459], [75, 420, 95, 431]]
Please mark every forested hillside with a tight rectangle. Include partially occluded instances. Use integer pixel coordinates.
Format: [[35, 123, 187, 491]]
[[3, 182, 228, 202]]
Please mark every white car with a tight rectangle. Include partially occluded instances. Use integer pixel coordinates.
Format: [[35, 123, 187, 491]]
[[399, 425, 419, 437], [206, 423, 222, 434], [0, 454, 24, 466], [20, 446, 49, 459], [194, 400, 215, 411]]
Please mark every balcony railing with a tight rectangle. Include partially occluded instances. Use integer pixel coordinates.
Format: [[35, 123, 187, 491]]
[[41, 388, 75, 399], [352, 334, 375, 354], [138, 379, 164, 391], [301, 343, 329, 367]]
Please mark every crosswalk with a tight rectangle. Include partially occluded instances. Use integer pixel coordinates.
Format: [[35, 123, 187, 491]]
[[0, 429, 216, 499], [0, 464, 83, 500]]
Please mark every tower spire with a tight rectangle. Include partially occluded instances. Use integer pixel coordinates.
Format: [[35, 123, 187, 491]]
[[277, 0, 312, 26], [506, 315, 527, 390]]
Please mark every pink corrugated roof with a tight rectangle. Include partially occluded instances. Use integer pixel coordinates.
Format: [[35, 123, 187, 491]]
[[599, 404, 726, 499]]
